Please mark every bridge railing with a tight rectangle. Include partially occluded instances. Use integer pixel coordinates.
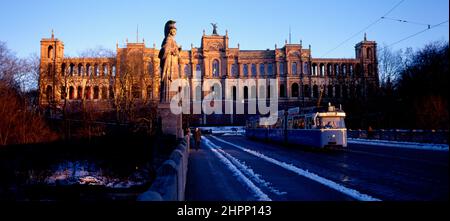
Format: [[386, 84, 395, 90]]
[[348, 129, 448, 144]]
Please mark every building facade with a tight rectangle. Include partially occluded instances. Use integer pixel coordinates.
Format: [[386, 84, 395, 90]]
[[39, 30, 378, 125]]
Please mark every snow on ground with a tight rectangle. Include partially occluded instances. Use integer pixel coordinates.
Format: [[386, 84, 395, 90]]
[[44, 161, 147, 188], [348, 138, 449, 151], [202, 136, 272, 201], [210, 135, 381, 201], [196, 126, 245, 135]]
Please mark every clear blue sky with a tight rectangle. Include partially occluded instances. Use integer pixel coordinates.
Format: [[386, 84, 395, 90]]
[[0, 0, 448, 58]]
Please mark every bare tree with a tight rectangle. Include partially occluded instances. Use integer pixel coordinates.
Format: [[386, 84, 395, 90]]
[[378, 44, 406, 90], [78, 46, 115, 58]]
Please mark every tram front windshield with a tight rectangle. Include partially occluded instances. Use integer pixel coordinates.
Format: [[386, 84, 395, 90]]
[[317, 117, 346, 129]]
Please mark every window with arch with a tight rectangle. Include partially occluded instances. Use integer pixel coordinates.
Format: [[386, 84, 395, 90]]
[[231, 63, 238, 76], [251, 64, 257, 76], [279, 62, 284, 75], [94, 64, 99, 76], [327, 64, 332, 76], [109, 86, 114, 99], [184, 64, 190, 77], [342, 64, 347, 76], [303, 84, 310, 98], [61, 63, 66, 76], [47, 64, 53, 76], [195, 64, 202, 78], [60, 86, 66, 99], [279, 84, 286, 97], [303, 62, 309, 75], [367, 47, 372, 59], [268, 63, 273, 75], [312, 63, 317, 76], [320, 64, 325, 76], [78, 64, 83, 76], [69, 86, 75, 99], [69, 63, 75, 76], [102, 86, 107, 99], [85, 86, 91, 99], [93, 86, 100, 99], [259, 63, 265, 76], [291, 83, 299, 97], [86, 64, 91, 76], [292, 62, 297, 75], [148, 63, 153, 76], [112, 65, 116, 76], [349, 65, 354, 76], [103, 64, 108, 76], [77, 86, 83, 99], [243, 64, 248, 76], [334, 64, 339, 76], [47, 46, 53, 59], [212, 59, 220, 77]]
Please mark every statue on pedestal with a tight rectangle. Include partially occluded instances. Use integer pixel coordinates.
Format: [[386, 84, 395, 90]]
[[158, 20, 181, 103]]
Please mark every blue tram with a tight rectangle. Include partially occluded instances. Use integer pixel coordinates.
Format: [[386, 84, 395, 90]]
[[245, 104, 347, 148]]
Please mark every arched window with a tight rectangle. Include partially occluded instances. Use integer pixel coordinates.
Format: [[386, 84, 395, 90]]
[[342, 64, 347, 76], [184, 64, 190, 77], [103, 64, 108, 76], [109, 86, 114, 99], [77, 86, 83, 99], [60, 86, 66, 99], [231, 63, 237, 76], [86, 64, 91, 76], [78, 64, 83, 76], [279, 62, 284, 75], [367, 47, 372, 59], [46, 85, 53, 100], [85, 86, 91, 99], [243, 64, 248, 76], [279, 84, 286, 97], [349, 65, 354, 76], [94, 64, 99, 76], [292, 62, 297, 75], [328, 85, 333, 98], [303, 84, 310, 98], [259, 63, 265, 76], [47, 46, 53, 59], [268, 63, 273, 75], [244, 86, 249, 100], [312, 63, 317, 76], [195, 64, 202, 78], [61, 63, 66, 76], [334, 64, 339, 76], [102, 86, 107, 99], [291, 83, 299, 97], [69, 86, 74, 99], [212, 59, 220, 77], [93, 86, 100, 99], [251, 64, 257, 76], [320, 64, 325, 76], [327, 64, 332, 76], [313, 85, 319, 98], [112, 65, 116, 76], [303, 62, 309, 75], [69, 63, 74, 76]]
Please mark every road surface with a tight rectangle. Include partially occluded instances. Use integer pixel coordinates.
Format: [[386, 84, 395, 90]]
[[185, 134, 448, 201]]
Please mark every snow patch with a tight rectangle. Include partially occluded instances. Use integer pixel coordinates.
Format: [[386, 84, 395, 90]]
[[210, 135, 381, 201], [348, 138, 449, 151], [202, 137, 272, 201]]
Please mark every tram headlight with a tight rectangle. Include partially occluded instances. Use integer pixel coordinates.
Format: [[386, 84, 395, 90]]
[[332, 134, 336, 138]]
